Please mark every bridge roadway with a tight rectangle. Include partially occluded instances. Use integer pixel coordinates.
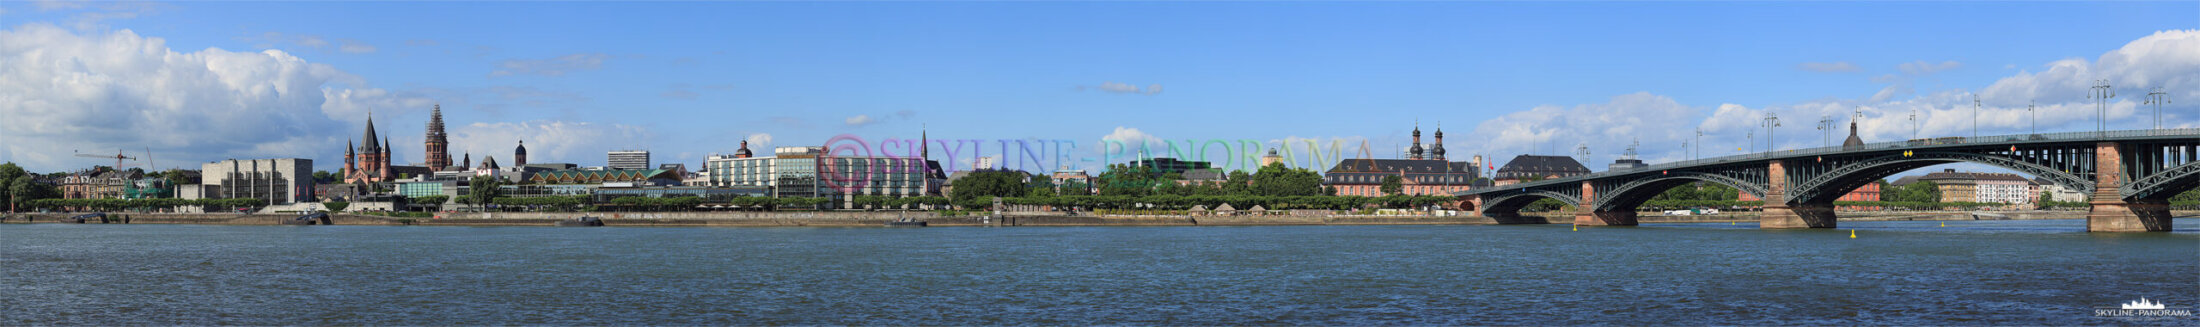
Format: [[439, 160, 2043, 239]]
[[1457, 128, 2200, 232]]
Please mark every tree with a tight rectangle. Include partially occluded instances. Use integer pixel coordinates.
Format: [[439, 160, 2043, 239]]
[[323, 201, 350, 212], [950, 169, 1027, 208], [1060, 179, 1092, 196], [468, 176, 504, 208], [1251, 162, 1323, 197], [1026, 177, 1058, 197], [0, 162, 24, 211], [1380, 175, 1404, 195]]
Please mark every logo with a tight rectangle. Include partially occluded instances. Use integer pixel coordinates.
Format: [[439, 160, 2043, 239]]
[[2096, 297, 2193, 318]]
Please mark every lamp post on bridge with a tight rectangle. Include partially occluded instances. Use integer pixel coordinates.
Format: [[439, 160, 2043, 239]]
[[1693, 128, 1703, 160], [2028, 100, 2036, 135], [2144, 87, 2170, 130], [1817, 115, 1834, 148], [1762, 113, 1782, 157], [1909, 109, 1919, 140], [2090, 79, 2114, 136], [1971, 93, 1981, 138]]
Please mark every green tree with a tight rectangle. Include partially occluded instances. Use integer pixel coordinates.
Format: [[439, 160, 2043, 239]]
[[1380, 175, 1404, 195], [1026, 177, 1058, 197], [1059, 179, 1092, 196], [951, 169, 1027, 208], [0, 162, 24, 211], [322, 201, 350, 212], [1251, 162, 1323, 197], [468, 176, 504, 208]]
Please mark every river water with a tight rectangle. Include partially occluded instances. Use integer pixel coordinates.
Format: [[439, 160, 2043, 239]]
[[2, 219, 2195, 325]]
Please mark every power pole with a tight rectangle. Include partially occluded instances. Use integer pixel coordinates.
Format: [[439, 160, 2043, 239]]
[[2090, 79, 2114, 136], [1817, 115, 1835, 147], [2144, 87, 2170, 130], [1746, 130, 1754, 156], [1762, 113, 1782, 156]]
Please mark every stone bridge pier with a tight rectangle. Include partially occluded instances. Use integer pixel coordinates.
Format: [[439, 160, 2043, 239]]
[[2088, 142, 2173, 232], [1573, 180, 1639, 226], [1759, 160, 1838, 229]]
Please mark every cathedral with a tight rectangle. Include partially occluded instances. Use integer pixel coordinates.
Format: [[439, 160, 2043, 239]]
[[341, 110, 433, 187]]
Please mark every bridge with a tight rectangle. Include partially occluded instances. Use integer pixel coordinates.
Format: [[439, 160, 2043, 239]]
[[1457, 128, 2200, 232]]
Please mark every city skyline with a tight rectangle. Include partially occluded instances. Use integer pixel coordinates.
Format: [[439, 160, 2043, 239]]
[[0, 1, 2194, 175]]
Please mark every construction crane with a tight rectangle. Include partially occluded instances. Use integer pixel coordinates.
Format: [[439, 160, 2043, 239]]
[[74, 149, 138, 172]]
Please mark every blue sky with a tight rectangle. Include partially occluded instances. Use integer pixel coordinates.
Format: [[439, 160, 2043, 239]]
[[0, 1, 2193, 176]]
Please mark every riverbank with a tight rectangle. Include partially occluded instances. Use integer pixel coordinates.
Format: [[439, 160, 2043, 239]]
[[1, 210, 2176, 227]]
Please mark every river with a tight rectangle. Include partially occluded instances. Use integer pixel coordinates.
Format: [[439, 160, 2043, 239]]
[[2, 219, 2195, 325]]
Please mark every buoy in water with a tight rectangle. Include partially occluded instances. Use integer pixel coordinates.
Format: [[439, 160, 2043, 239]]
[[1850, 230, 1857, 238], [1572, 224, 1578, 231], [1940, 222, 1946, 227]]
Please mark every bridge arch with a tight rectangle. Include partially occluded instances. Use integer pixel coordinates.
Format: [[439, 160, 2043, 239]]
[[2124, 161, 2200, 201], [1590, 172, 1769, 212], [1785, 151, 2094, 205], [1477, 189, 1581, 217]]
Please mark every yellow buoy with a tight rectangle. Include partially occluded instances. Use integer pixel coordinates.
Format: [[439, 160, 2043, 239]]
[[1850, 230, 1857, 238], [1572, 224, 1579, 231], [1940, 222, 1946, 227]]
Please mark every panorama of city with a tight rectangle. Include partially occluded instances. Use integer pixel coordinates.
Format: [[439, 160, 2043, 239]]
[[0, 1, 2195, 326]]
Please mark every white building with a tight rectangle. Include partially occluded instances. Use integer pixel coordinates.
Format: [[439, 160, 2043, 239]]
[[705, 143, 930, 206], [201, 158, 314, 204]]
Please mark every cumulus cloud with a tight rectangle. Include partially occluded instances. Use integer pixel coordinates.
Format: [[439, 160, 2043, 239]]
[[1080, 82, 1163, 95], [489, 53, 610, 77], [0, 23, 428, 172], [448, 121, 656, 166], [1797, 61, 1860, 72], [1459, 92, 1702, 165]]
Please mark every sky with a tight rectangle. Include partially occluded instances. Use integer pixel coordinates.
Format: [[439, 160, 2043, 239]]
[[0, 1, 2195, 177]]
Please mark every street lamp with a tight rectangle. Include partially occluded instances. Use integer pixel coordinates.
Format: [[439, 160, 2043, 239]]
[[2027, 100, 2036, 135], [1694, 128, 1704, 160], [1762, 113, 1782, 156], [2090, 79, 2114, 136], [2145, 87, 2171, 130], [1817, 115, 1834, 147], [1909, 109, 1919, 140]]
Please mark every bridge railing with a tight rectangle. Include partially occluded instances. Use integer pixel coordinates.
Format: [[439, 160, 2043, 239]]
[[1465, 128, 2200, 195]]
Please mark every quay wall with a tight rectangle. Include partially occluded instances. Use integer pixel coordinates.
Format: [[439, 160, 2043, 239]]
[[0, 210, 2161, 228]]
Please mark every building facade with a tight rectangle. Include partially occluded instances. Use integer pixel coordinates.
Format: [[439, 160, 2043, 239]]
[[1492, 155, 1591, 183], [203, 158, 314, 204], [608, 150, 651, 170]]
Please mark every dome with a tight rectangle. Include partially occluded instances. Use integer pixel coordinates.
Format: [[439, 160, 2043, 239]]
[[734, 140, 754, 157], [514, 140, 528, 155]]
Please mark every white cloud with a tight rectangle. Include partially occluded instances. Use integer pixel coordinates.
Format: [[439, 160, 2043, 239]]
[[746, 133, 774, 148], [1080, 81, 1163, 95], [0, 23, 428, 172], [1460, 92, 1701, 165], [1797, 61, 1860, 73], [844, 115, 875, 126], [449, 121, 656, 166], [489, 53, 610, 77], [1898, 60, 1963, 75], [337, 38, 376, 53], [34, 0, 84, 11], [1099, 126, 1162, 150]]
